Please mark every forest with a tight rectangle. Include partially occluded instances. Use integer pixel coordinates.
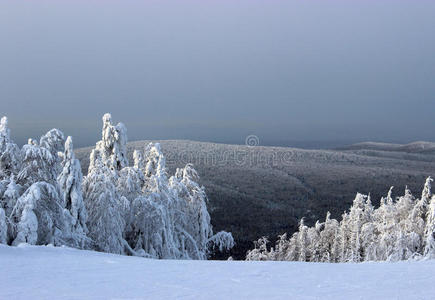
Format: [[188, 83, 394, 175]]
[[247, 177, 435, 262], [0, 114, 233, 259]]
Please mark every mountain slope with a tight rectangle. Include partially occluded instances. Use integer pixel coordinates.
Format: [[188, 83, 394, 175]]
[[338, 141, 435, 154], [76, 140, 435, 259], [2, 244, 435, 300]]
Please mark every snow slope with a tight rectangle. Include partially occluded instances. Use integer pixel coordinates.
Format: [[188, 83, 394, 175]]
[[1, 245, 435, 300]]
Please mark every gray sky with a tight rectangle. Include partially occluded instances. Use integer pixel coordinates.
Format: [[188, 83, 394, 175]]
[[1, 0, 434, 148]]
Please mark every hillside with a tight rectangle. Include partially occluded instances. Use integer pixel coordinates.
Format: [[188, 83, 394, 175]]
[[2, 244, 435, 300], [338, 141, 435, 154], [76, 140, 435, 259]]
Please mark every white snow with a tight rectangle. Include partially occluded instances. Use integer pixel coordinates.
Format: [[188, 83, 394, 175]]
[[1, 244, 435, 300]]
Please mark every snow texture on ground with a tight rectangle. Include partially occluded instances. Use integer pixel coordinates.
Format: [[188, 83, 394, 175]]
[[1, 244, 434, 300]]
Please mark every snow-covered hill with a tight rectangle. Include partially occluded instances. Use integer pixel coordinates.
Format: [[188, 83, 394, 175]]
[[339, 141, 435, 154], [1, 244, 435, 300]]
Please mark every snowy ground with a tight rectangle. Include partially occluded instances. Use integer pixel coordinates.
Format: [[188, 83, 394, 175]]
[[1, 245, 435, 300]]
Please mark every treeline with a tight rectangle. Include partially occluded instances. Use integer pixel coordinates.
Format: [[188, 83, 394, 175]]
[[0, 114, 233, 259], [247, 177, 435, 262]]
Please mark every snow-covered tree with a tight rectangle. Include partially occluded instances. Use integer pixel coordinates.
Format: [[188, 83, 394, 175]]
[[13, 205, 38, 245], [128, 194, 178, 258], [170, 163, 233, 259], [207, 231, 235, 254], [0, 117, 21, 179], [133, 150, 144, 170], [58, 137, 87, 237], [1, 175, 21, 217], [117, 167, 144, 203], [17, 140, 58, 188], [0, 208, 6, 244], [246, 237, 270, 261], [40, 129, 65, 155], [408, 178, 432, 255], [318, 212, 339, 262], [11, 182, 68, 246], [90, 113, 128, 172], [423, 177, 435, 258], [83, 150, 126, 254]]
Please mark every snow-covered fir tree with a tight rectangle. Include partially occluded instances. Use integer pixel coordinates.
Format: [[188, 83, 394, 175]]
[[247, 177, 435, 263]]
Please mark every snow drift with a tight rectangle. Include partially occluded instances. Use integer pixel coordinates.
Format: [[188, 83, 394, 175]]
[[1, 244, 435, 300]]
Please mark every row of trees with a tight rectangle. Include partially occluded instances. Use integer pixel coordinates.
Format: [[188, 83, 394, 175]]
[[0, 114, 233, 259], [247, 177, 435, 262]]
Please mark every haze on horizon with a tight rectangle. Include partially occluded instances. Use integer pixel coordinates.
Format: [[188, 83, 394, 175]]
[[1, 0, 434, 148]]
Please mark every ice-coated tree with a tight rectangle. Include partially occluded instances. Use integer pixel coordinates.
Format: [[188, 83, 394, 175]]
[[207, 231, 235, 254], [408, 178, 432, 255], [39, 129, 65, 155], [141, 142, 169, 195], [0, 208, 6, 244], [272, 233, 291, 261], [246, 237, 270, 261], [127, 143, 181, 258], [170, 164, 212, 258], [90, 113, 128, 172], [11, 182, 67, 246], [0, 117, 21, 179], [423, 177, 435, 257], [13, 205, 38, 245], [298, 219, 309, 262], [143, 143, 166, 178], [318, 212, 339, 262], [117, 166, 144, 203], [133, 150, 144, 170], [58, 137, 88, 236], [83, 150, 126, 254], [170, 163, 234, 259], [1, 175, 21, 217], [128, 194, 178, 258], [17, 139, 59, 188]]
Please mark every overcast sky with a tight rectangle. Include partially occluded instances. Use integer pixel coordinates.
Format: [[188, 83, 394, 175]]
[[1, 0, 434, 147]]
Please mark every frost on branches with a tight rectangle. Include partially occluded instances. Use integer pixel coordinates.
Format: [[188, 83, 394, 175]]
[[247, 177, 435, 262], [0, 114, 233, 260]]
